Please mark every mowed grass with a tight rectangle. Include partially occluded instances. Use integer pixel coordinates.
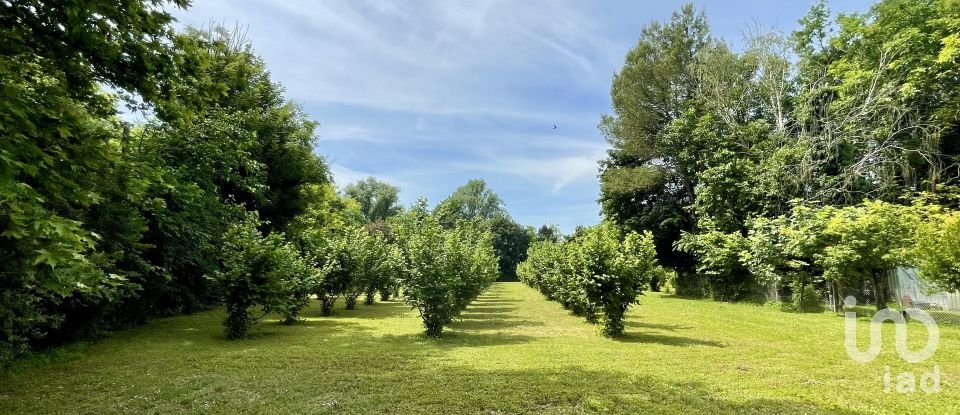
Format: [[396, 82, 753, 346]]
[[1, 282, 958, 414]]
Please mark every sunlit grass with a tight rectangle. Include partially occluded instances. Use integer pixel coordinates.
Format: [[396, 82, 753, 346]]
[[1, 282, 957, 414]]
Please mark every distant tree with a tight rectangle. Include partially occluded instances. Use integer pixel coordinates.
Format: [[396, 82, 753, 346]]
[[489, 216, 532, 281], [435, 179, 506, 227], [343, 177, 402, 222], [535, 224, 562, 243], [598, 4, 711, 272]]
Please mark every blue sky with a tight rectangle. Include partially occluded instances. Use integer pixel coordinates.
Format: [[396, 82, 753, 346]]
[[171, 0, 872, 233]]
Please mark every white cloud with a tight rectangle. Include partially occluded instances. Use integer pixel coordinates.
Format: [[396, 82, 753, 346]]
[[174, 0, 621, 120], [445, 145, 606, 193]]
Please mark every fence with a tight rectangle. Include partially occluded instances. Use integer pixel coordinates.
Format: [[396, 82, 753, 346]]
[[889, 267, 960, 326], [761, 268, 960, 325]]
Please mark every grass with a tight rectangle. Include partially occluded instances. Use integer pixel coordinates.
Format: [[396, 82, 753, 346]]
[[1, 282, 958, 414]]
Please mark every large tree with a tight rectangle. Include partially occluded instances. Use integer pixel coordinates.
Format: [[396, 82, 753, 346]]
[[343, 177, 402, 222], [434, 179, 506, 227], [0, 0, 188, 360], [597, 5, 711, 272], [488, 216, 532, 281]]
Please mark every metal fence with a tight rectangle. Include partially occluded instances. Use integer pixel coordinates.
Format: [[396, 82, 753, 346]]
[[762, 268, 960, 326], [889, 268, 960, 326]]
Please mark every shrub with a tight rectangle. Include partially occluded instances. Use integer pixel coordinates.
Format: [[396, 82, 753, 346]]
[[391, 203, 499, 337], [580, 225, 657, 337], [217, 218, 308, 339], [518, 223, 660, 337], [303, 233, 352, 316], [676, 230, 753, 301]]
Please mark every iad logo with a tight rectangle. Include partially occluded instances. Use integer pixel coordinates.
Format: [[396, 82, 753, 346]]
[[843, 296, 941, 394]]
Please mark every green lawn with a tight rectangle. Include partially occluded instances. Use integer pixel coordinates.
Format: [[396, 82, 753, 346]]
[[1, 282, 957, 414]]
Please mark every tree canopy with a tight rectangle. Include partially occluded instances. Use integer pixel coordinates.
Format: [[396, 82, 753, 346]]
[[343, 177, 402, 222]]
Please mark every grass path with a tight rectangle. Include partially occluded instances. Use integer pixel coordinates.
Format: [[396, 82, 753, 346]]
[[1, 282, 958, 414]]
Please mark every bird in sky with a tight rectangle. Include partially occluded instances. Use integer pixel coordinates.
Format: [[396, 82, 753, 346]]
[[553, 124, 557, 130]]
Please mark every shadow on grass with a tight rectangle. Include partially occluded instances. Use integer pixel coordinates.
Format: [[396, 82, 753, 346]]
[[222, 317, 376, 341], [470, 298, 522, 304], [448, 318, 544, 331], [459, 306, 516, 314], [625, 321, 691, 332], [615, 331, 726, 347], [300, 299, 413, 320], [378, 331, 536, 348]]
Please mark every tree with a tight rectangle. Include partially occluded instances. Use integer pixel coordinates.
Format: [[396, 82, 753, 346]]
[[343, 177, 402, 222], [579, 225, 658, 337], [151, 27, 330, 233], [519, 224, 659, 337], [743, 205, 832, 311], [819, 201, 921, 310], [434, 179, 506, 227], [916, 209, 960, 293], [598, 5, 715, 277], [488, 216, 532, 281], [786, 0, 960, 204], [1, 0, 187, 102], [0, 0, 187, 362], [535, 224, 562, 243], [390, 200, 499, 337], [676, 229, 752, 302]]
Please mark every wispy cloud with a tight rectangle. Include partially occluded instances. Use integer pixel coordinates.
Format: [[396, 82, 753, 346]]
[[172, 0, 873, 232]]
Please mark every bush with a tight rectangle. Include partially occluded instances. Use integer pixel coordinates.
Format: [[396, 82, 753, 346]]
[[518, 223, 660, 337], [676, 230, 753, 301], [217, 218, 310, 339], [391, 203, 499, 337], [657, 268, 678, 294]]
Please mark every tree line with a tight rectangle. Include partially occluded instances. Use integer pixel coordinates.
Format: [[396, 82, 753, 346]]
[[598, 0, 960, 307]]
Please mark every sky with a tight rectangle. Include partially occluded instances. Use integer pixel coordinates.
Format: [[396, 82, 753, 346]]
[[171, 0, 873, 233]]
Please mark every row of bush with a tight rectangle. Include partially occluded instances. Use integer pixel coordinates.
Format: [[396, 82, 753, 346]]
[[217, 200, 500, 339], [517, 224, 659, 337], [0, 0, 501, 362], [676, 199, 960, 311], [391, 202, 500, 337]]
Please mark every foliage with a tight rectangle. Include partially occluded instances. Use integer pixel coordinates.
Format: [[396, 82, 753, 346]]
[[534, 224, 562, 243], [0, 0, 190, 362], [216, 217, 311, 339], [600, 0, 960, 306], [488, 216, 532, 281], [434, 179, 506, 228], [579, 225, 658, 337], [343, 177, 402, 222], [519, 224, 659, 337], [1, 1, 336, 359], [676, 230, 753, 302], [916, 210, 960, 293], [818, 201, 922, 310], [390, 201, 499, 337]]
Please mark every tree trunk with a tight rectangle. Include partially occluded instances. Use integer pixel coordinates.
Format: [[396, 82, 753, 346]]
[[871, 271, 888, 311]]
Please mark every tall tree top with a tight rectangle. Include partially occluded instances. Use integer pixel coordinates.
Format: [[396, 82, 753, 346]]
[[343, 177, 402, 222], [435, 179, 507, 227]]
